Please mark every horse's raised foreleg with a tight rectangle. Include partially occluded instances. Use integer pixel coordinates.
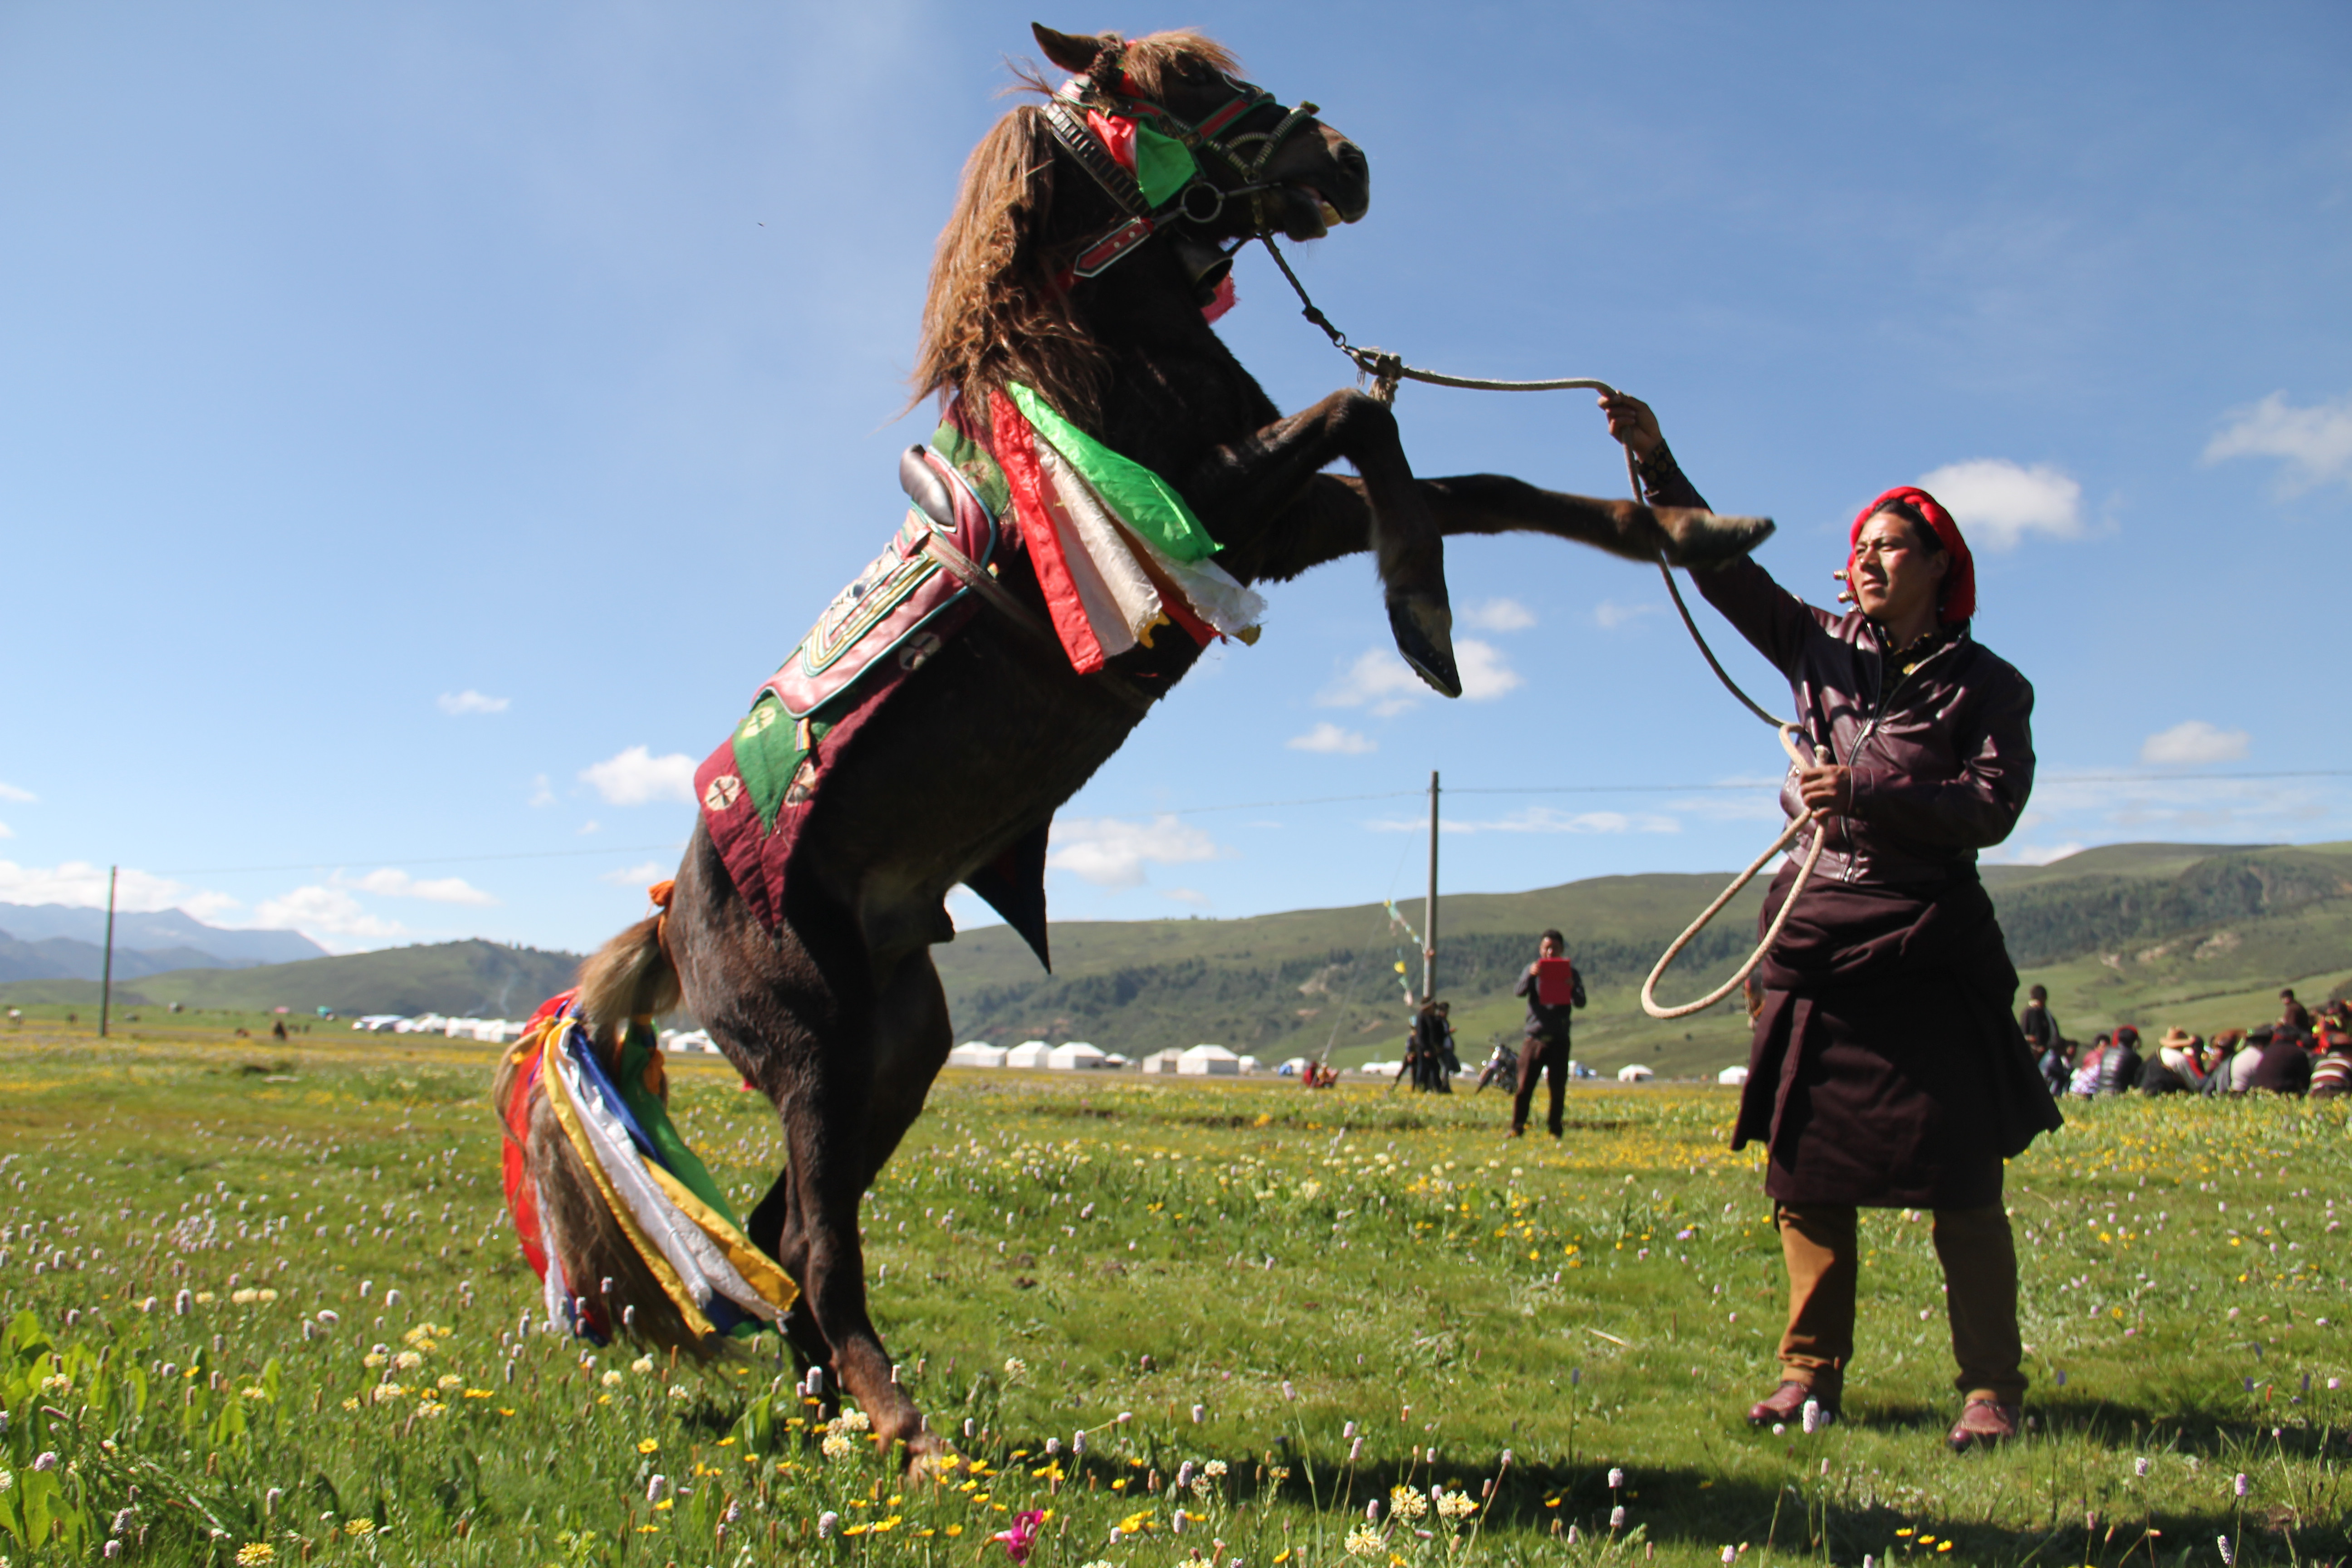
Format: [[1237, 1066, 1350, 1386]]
[[1188, 390, 1460, 696], [1249, 473, 1773, 584]]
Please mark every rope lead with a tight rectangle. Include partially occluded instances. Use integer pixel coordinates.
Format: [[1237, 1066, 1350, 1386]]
[[1254, 231, 1826, 1021]]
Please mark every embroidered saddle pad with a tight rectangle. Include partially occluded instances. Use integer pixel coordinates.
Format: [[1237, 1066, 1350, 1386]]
[[693, 412, 1050, 950]]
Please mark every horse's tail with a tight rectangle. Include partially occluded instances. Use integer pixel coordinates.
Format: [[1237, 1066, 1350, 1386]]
[[490, 915, 706, 1357], [577, 913, 681, 1049]]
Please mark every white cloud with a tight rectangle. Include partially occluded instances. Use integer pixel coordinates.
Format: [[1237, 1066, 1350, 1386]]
[[1914, 459, 2084, 550], [600, 861, 669, 887], [1460, 597, 1537, 633], [2140, 720, 2249, 765], [1047, 814, 1230, 890], [1594, 600, 1662, 631], [581, 746, 696, 806], [1287, 722, 1376, 755], [0, 822, 10, 840], [437, 690, 510, 716], [248, 886, 407, 950], [1160, 887, 1211, 907], [527, 774, 555, 808], [0, 859, 196, 912], [0, 782, 35, 804], [2203, 390, 2352, 495], [1982, 840, 2086, 866], [1454, 639, 1521, 701], [1317, 638, 1519, 715], [343, 868, 498, 906], [1319, 648, 1434, 717], [1369, 807, 1679, 836]]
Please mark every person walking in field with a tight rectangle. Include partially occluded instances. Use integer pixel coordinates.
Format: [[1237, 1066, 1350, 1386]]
[[1602, 392, 2061, 1453], [1509, 929, 1585, 1137]]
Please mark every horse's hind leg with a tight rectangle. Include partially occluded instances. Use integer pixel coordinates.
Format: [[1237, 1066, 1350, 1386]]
[[740, 941, 953, 1440], [733, 931, 950, 1466]]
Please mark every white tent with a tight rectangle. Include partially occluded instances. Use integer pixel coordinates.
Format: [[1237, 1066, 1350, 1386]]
[[1568, 1059, 1597, 1079], [1048, 1042, 1112, 1071], [1359, 1059, 1402, 1077], [1141, 1049, 1185, 1075], [1617, 1063, 1656, 1083], [1236, 1055, 1263, 1074], [1005, 1040, 1051, 1069], [1179, 1044, 1240, 1076], [1277, 1057, 1310, 1077], [1717, 1064, 1750, 1086], [948, 1042, 1007, 1068]]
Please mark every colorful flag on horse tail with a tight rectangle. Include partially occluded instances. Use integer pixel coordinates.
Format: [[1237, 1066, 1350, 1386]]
[[500, 995, 798, 1344]]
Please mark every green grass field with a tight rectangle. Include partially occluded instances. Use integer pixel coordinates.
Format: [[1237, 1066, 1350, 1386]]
[[1, 1020, 2346, 1567]]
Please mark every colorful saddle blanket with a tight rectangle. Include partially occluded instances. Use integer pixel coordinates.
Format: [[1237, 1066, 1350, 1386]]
[[693, 393, 1265, 965]]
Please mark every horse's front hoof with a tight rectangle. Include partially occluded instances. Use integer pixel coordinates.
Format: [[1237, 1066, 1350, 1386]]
[[1387, 596, 1461, 699], [900, 1429, 964, 1482], [1658, 508, 1775, 569]]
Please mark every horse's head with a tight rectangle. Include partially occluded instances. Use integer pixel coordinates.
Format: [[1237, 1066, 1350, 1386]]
[[1030, 24, 1370, 250], [916, 26, 1370, 419]]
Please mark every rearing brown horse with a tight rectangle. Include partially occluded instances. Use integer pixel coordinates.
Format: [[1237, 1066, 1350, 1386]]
[[501, 23, 1769, 1469]]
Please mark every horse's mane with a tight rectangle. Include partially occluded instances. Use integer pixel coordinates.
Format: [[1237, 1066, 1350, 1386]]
[[912, 29, 1241, 427]]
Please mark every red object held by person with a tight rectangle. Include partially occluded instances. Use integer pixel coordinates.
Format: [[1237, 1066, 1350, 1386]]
[[1535, 956, 1578, 1006]]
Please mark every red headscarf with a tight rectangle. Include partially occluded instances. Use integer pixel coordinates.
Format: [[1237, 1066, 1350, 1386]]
[[1850, 485, 1975, 625]]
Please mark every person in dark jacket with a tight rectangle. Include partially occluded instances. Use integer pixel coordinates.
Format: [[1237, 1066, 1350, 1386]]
[[2019, 985, 2059, 1061], [1509, 929, 1586, 1137], [2100, 1026, 2145, 1095], [1602, 392, 2062, 1455], [2280, 989, 2313, 1033], [2244, 1027, 2313, 1096], [2038, 1036, 2074, 1098]]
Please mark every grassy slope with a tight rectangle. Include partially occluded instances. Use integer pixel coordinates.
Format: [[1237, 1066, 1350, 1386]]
[[0, 1026, 2345, 1567], [5, 841, 2343, 1079], [936, 842, 2352, 1079]]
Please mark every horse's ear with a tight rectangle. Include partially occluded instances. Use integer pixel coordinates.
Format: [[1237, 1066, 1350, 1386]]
[[1031, 24, 1105, 74]]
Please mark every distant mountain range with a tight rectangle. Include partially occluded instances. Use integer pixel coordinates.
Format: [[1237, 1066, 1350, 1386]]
[[0, 939, 583, 1019], [0, 902, 328, 983]]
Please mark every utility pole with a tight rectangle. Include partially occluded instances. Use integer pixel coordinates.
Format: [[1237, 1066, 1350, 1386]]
[[99, 865, 118, 1039], [1422, 770, 1439, 1003]]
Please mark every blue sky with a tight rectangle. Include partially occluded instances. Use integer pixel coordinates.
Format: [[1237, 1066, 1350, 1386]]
[[4, 2, 2347, 955]]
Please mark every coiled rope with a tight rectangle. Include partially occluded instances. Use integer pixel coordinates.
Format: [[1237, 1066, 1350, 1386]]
[[1258, 232, 1825, 1021]]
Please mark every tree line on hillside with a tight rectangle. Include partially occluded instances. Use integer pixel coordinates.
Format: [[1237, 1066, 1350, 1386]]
[[1993, 849, 2352, 967]]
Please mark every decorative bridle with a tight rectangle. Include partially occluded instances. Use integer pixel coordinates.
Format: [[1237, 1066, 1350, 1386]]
[[1040, 40, 1326, 281]]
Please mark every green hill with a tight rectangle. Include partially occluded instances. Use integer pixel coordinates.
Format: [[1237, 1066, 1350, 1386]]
[[931, 841, 2352, 1080], [0, 939, 582, 1019]]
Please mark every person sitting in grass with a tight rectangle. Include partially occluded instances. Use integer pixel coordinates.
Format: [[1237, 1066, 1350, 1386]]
[[2198, 1028, 2247, 1095], [2244, 1024, 2314, 1097], [2141, 1028, 2205, 1095], [2099, 1025, 2145, 1095], [2070, 1034, 2111, 1098], [1602, 392, 2061, 1455], [2310, 1029, 2352, 1101], [2038, 1035, 2075, 1098]]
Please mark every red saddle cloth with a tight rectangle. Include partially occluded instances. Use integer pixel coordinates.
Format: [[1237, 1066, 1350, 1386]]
[[692, 416, 1052, 961]]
